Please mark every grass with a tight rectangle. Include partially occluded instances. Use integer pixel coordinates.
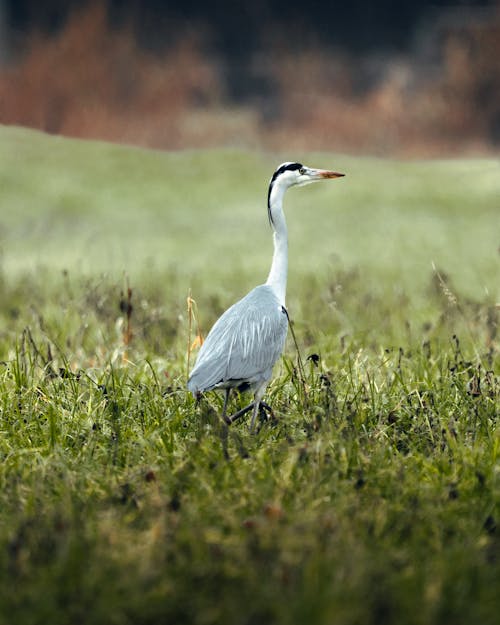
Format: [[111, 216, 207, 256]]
[[0, 125, 499, 625]]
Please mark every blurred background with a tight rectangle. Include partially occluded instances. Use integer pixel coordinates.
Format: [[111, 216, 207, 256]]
[[1, 0, 500, 156]]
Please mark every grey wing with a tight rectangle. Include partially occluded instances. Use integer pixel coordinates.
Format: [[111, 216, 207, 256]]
[[187, 287, 288, 393]]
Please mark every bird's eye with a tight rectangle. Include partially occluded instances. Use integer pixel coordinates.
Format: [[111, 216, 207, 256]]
[[299, 167, 306, 175]]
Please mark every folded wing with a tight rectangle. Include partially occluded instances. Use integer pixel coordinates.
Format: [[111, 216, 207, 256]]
[[187, 285, 288, 393]]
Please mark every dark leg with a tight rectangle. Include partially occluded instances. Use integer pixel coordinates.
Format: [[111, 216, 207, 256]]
[[221, 389, 231, 424], [226, 386, 273, 430], [227, 401, 255, 424], [227, 401, 275, 425]]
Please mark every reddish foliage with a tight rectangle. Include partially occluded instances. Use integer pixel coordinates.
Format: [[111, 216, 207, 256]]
[[1, 1, 499, 155], [0, 2, 222, 148]]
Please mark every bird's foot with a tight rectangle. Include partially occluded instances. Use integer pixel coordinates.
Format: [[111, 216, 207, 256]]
[[259, 401, 274, 420], [250, 401, 277, 433]]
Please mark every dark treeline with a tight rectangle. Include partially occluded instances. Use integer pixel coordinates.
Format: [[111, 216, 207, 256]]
[[2, 0, 500, 154], [6, 0, 497, 55]]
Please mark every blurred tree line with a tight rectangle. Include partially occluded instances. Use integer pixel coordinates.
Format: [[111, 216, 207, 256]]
[[4, 0, 496, 55], [1, 0, 499, 154]]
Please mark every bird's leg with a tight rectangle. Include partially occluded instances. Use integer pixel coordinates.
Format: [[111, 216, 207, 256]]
[[249, 403, 260, 433], [227, 400, 275, 428], [249, 384, 267, 432], [227, 385, 271, 430], [221, 388, 231, 424], [227, 401, 255, 425]]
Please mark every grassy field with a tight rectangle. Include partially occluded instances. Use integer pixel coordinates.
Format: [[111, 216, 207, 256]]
[[0, 125, 499, 625]]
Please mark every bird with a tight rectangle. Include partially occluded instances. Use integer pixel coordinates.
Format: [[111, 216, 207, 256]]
[[187, 161, 344, 430]]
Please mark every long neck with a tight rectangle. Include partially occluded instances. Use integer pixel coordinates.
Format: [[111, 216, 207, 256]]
[[265, 182, 288, 306]]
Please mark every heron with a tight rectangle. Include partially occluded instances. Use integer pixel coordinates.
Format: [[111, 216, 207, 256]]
[[187, 162, 344, 430]]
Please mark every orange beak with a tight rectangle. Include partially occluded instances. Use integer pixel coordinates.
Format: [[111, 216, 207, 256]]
[[315, 169, 345, 179]]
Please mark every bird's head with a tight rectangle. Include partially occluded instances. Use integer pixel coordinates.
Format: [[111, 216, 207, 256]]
[[270, 162, 345, 190], [267, 162, 344, 225]]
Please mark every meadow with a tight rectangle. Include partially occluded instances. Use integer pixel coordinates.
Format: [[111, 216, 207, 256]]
[[0, 125, 498, 625]]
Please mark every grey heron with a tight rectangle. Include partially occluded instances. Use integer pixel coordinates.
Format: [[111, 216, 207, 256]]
[[187, 162, 344, 430]]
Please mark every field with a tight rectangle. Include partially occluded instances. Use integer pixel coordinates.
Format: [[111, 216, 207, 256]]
[[0, 125, 499, 625]]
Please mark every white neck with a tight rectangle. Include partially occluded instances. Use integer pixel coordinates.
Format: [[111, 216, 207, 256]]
[[265, 183, 288, 306]]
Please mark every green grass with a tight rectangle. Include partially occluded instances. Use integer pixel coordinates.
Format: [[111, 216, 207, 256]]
[[0, 125, 499, 625]]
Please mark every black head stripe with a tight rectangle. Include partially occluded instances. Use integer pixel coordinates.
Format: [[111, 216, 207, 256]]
[[270, 162, 303, 185]]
